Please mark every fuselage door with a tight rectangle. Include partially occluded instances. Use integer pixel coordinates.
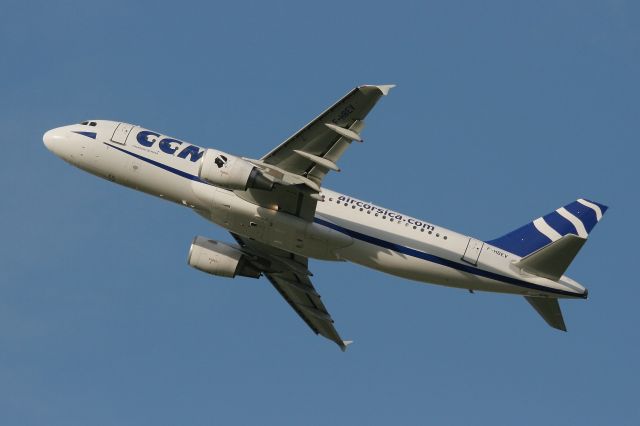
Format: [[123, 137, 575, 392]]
[[111, 123, 135, 145], [462, 238, 484, 265]]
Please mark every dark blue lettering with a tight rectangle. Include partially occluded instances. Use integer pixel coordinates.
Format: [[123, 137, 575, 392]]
[[177, 145, 204, 162], [137, 130, 160, 147], [159, 138, 183, 155]]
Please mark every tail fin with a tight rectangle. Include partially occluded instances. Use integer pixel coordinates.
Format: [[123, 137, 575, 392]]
[[487, 198, 608, 257]]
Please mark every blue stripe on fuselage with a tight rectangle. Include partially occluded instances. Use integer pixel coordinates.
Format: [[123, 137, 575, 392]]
[[104, 141, 583, 299], [74, 131, 97, 139], [104, 142, 205, 183], [314, 217, 582, 298]]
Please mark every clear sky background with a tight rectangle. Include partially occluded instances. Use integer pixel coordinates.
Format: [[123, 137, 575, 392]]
[[1, 1, 638, 424]]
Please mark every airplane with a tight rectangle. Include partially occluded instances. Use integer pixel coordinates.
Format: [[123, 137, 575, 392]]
[[43, 84, 608, 351]]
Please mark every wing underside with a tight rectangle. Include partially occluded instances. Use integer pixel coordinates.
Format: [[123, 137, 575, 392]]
[[260, 84, 394, 184], [237, 84, 394, 221], [219, 85, 395, 349], [231, 233, 350, 350]]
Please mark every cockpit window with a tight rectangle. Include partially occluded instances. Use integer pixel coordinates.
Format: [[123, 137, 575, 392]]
[[89, 121, 97, 126], [80, 121, 97, 126], [81, 121, 89, 125]]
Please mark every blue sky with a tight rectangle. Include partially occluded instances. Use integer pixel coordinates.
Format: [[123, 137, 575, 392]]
[[1, 1, 638, 424]]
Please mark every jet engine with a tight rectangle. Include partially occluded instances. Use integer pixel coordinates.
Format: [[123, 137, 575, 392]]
[[187, 236, 261, 278], [198, 149, 273, 191]]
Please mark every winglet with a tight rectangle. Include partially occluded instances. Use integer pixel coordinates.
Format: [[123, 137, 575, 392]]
[[360, 84, 396, 96], [340, 340, 354, 352]]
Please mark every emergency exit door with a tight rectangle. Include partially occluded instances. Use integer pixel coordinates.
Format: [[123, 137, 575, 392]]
[[462, 238, 484, 265]]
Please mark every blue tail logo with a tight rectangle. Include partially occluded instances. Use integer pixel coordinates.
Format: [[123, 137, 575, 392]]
[[487, 199, 608, 257]]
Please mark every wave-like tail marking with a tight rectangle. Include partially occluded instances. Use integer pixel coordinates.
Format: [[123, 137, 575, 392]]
[[487, 199, 608, 257]]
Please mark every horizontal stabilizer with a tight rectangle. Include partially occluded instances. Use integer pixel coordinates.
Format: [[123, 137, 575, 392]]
[[525, 297, 566, 331], [514, 234, 586, 281]]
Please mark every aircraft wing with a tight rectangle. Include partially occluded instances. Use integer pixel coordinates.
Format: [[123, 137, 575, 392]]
[[260, 84, 394, 182], [240, 84, 394, 221], [231, 233, 351, 351]]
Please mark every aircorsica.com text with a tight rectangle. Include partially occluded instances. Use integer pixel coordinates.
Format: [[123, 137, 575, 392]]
[[332, 195, 435, 231]]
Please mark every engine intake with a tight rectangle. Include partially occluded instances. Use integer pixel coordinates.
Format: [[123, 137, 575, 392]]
[[198, 149, 273, 191], [187, 237, 261, 278]]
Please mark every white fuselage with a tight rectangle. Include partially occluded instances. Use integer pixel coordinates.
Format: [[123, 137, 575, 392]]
[[43, 120, 587, 299]]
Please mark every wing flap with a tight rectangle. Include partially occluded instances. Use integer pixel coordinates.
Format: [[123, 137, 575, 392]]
[[273, 275, 320, 297]]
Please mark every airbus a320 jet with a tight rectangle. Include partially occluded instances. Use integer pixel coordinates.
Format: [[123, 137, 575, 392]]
[[44, 85, 607, 350]]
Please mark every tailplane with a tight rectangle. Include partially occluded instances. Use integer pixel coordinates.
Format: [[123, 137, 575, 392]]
[[490, 198, 608, 333], [525, 297, 567, 331], [488, 198, 608, 258], [514, 234, 586, 281]]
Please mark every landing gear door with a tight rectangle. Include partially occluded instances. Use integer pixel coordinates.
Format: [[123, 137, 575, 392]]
[[111, 123, 135, 145], [462, 238, 484, 265]]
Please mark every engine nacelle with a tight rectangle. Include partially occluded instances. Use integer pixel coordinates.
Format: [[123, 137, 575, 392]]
[[198, 149, 273, 191], [187, 236, 261, 278]]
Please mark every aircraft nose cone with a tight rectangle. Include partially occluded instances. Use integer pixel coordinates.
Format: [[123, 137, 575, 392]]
[[43, 128, 65, 153]]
